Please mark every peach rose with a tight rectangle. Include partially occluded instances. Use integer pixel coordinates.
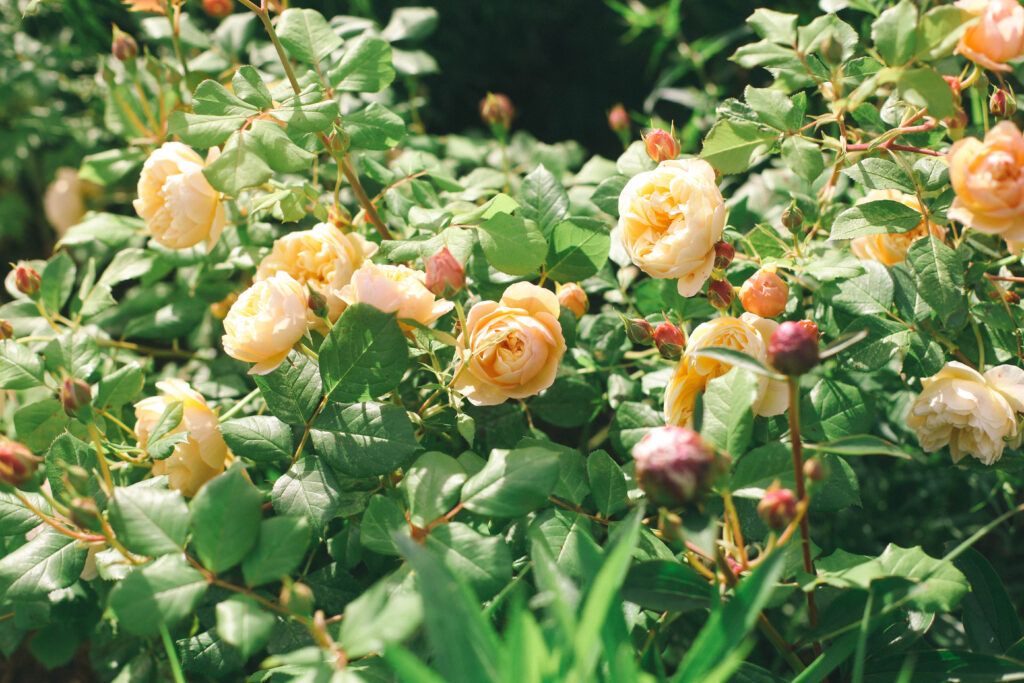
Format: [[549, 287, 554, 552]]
[[556, 282, 588, 319], [453, 282, 566, 406], [665, 313, 788, 427], [948, 121, 1024, 243], [339, 263, 454, 329], [255, 223, 377, 323], [908, 361, 1024, 465], [617, 158, 726, 297], [955, 0, 1024, 72], [133, 142, 226, 251], [850, 189, 948, 265], [222, 272, 308, 375], [134, 379, 230, 496]]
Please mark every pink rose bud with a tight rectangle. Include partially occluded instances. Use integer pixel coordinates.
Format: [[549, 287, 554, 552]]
[[556, 282, 588, 319], [608, 104, 630, 132], [307, 286, 329, 319], [14, 263, 40, 298], [713, 241, 735, 271], [0, 442, 39, 488], [203, 0, 233, 18], [757, 483, 798, 530], [61, 377, 93, 419], [707, 278, 734, 310], [632, 426, 718, 507], [795, 319, 820, 344], [990, 89, 1017, 119], [781, 202, 804, 234], [803, 457, 824, 483], [768, 320, 820, 376], [622, 316, 654, 345], [643, 128, 679, 163], [424, 248, 465, 298], [0, 319, 12, 341], [653, 322, 685, 360], [111, 25, 138, 62], [479, 93, 514, 129], [739, 266, 789, 318]]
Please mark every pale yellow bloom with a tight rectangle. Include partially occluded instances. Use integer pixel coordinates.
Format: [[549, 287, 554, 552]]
[[850, 189, 947, 265], [948, 121, 1024, 244], [222, 272, 308, 375], [955, 0, 1024, 72], [43, 168, 87, 237], [339, 263, 454, 330]]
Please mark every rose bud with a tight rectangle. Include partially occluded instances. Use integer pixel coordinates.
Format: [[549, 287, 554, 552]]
[[944, 108, 968, 140], [13, 262, 40, 298], [1006, 290, 1022, 304], [425, 248, 465, 298], [479, 92, 514, 130], [608, 103, 630, 133], [739, 266, 789, 318], [768, 320, 820, 376], [757, 482, 798, 530], [803, 457, 824, 483], [653, 322, 685, 360], [0, 442, 39, 488], [713, 241, 735, 271], [61, 377, 93, 419], [642, 128, 679, 163], [556, 282, 588, 319], [0, 319, 12, 341], [632, 426, 719, 507], [781, 202, 804, 234], [203, 0, 233, 18], [707, 278, 734, 310], [306, 285, 329, 321], [622, 316, 654, 345], [210, 291, 238, 320], [990, 89, 1017, 120], [111, 25, 138, 62], [795, 319, 820, 343]]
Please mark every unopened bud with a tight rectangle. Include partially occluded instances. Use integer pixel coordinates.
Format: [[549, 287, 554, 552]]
[[69, 497, 102, 532], [210, 292, 238, 320], [781, 202, 804, 233], [803, 457, 824, 483], [0, 319, 12, 341], [713, 241, 735, 270], [739, 266, 789, 318], [608, 104, 630, 133], [944, 108, 968, 140], [622, 316, 654, 345], [990, 89, 1017, 120], [653, 322, 685, 360], [203, 0, 234, 18], [280, 582, 315, 616], [307, 286, 328, 319], [757, 482, 798, 530], [820, 33, 844, 64], [111, 25, 138, 62], [556, 282, 588, 319], [643, 128, 679, 163], [425, 248, 465, 298], [1006, 290, 1021, 304], [0, 442, 39, 488], [632, 426, 722, 507], [479, 93, 514, 130], [795, 319, 820, 343], [13, 262, 40, 298], [768, 320, 820, 375], [61, 377, 93, 419], [707, 278, 734, 310]]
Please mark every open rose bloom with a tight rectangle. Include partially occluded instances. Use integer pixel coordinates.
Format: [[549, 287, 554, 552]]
[[948, 121, 1024, 244], [665, 313, 788, 427], [850, 189, 947, 265], [340, 262, 454, 330], [617, 158, 725, 297], [453, 282, 566, 406], [222, 271, 309, 375], [955, 0, 1024, 72]]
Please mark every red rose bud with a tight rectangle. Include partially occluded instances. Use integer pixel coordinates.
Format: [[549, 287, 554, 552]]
[[14, 262, 40, 298], [0, 442, 39, 488], [479, 92, 514, 129], [781, 202, 804, 234], [707, 278, 734, 310], [739, 266, 789, 318], [622, 316, 654, 345], [713, 241, 735, 271], [557, 282, 588, 319], [643, 128, 679, 163], [632, 426, 718, 507], [803, 457, 824, 483], [608, 103, 630, 132], [990, 89, 1017, 119], [944, 108, 968, 140], [111, 25, 138, 61], [61, 377, 93, 419], [0, 319, 12, 341], [768, 320, 820, 375], [653, 322, 685, 360], [795, 319, 820, 343], [943, 75, 962, 100], [757, 483, 798, 530], [203, 0, 234, 18], [307, 286, 328, 319], [425, 248, 465, 298]]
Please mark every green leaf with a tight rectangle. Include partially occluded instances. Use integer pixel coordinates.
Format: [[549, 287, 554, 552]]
[[621, 560, 713, 612], [817, 435, 910, 459], [46, 433, 98, 501], [872, 0, 918, 66], [863, 650, 1024, 682], [215, 594, 275, 660], [272, 453, 342, 532], [0, 492, 51, 537], [339, 569, 423, 659], [731, 443, 860, 512], [744, 86, 800, 132], [271, 85, 339, 133], [276, 8, 342, 65], [400, 451, 467, 526], [331, 36, 395, 92], [13, 399, 67, 453], [831, 199, 925, 240], [747, 8, 798, 43], [79, 148, 146, 186], [192, 79, 259, 116], [168, 111, 248, 148], [701, 367, 760, 457], [381, 6, 439, 41], [221, 416, 293, 463], [586, 449, 628, 517], [108, 485, 188, 557], [319, 303, 408, 403], [254, 351, 322, 424], [689, 347, 783, 380], [781, 136, 823, 182], [803, 378, 871, 443], [242, 516, 311, 587], [0, 340, 45, 390], [341, 102, 406, 150], [43, 331, 101, 379], [311, 401, 418, 478], [700, 118, 778, 174], [107, 554, 207, 636], [95, 363, 144, 412], [426, 523, 512, 599], [477, 212, 548, 276], [460, 445, 560, 517], [953, 548, 1023, 655], [360, 495, 408, 556], [250, 120, 316, 173], [231, 65, 272, 108], [591, 175, 628, 216], [530, 508, 602, 583], [519, 164, 568, 236], [189, 465, 263, 573], [915, 5, 973, 61], [905, 236, 966, 327], [898, 67, 955, 120], [609, 401, 662, 458], [39, 251, 75, 314], [831, 261, 894, 316], [544, 219, 610, 282], [841, 158, 916, 194], [0, 529, 87, 603], [203, 129, 273, 196]]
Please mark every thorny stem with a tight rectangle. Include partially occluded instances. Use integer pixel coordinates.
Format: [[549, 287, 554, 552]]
[[87, 423, 116, 493], [341, 154, 392, 240], [845, 142, 943, 156]]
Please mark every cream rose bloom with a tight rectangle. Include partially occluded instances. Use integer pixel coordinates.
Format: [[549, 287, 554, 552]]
[[339, 263, 454, 329], [133, 142, 226, 251], [955, 0, 1024, 72], [617, 158, 726, 297], [453, 282, 566, 406], [222, 272, 308, 375], [44, 168, 87, 236], [255, 223, 377, 323], [135, 379, 230, 497], [665, 313, 788, 427], [850, 189, 948, 265], [908, 361, 1024, 465], [948, 121, 1024, 243]]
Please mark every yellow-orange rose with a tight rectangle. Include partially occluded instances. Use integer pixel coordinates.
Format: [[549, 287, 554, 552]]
[[948, 121, 1024, 242], [908, 361, 1024, 465], [556, 282, 588, 319], [339, 263, 454, 329], [133, 142, 226, 251], [255, 223, 377, 323], [955, 0, 1024, 72], [665, 313, 788, 427], [222, 272, 308, 375], [453, 282, 566, 406], [850, 189, 948, 265], [617, 158, 725, 297], [134, 379, 230, 496]]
